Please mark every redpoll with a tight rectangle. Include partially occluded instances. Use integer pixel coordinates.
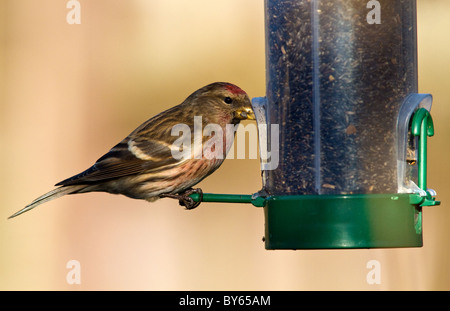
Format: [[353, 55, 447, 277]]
[[9, 82, 254, 218]]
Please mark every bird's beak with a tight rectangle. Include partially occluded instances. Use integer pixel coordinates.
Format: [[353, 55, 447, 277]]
[[235, 107, 255, 120]]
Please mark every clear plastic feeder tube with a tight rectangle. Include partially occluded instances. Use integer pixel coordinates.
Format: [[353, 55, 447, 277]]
[[264, 0, 419, 195]]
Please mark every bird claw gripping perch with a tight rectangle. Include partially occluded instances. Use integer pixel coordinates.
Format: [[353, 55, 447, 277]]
[[159, 188, 204, 210]]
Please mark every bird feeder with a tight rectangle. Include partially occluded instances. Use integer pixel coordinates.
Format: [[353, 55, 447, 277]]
[[189, 0, 440, 249]]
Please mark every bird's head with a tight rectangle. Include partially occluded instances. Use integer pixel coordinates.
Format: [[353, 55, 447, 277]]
[[187, 82, 255, 125]]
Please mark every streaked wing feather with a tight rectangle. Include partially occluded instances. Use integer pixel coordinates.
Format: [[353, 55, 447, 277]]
[[55, 137, 179, 186], [56, 104, 198, 187]]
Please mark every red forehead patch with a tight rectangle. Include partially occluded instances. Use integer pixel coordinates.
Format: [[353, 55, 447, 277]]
[[224, 83, 247, 95]]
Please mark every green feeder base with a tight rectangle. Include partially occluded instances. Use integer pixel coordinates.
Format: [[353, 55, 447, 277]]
[[264, 194, 424, 249]]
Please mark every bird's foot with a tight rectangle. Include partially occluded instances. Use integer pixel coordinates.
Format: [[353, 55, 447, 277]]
[[159, 188, 203, 210]]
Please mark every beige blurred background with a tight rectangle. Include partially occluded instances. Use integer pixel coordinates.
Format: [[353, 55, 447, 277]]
[[1, 0, 449, 290]]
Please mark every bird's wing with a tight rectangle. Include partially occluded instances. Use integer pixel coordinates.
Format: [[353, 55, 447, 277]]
[[55, 136, 181, 186], [55, 104, 202, 187]]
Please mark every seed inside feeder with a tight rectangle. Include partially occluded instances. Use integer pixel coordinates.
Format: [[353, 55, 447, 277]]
[[264, 0, 417, 195]]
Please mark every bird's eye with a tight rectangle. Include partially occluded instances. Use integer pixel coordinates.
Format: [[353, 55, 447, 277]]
[[224, 96, 233, 104]]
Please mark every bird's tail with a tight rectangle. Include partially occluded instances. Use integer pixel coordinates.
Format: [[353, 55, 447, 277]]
[[8, 185, 86, 219]]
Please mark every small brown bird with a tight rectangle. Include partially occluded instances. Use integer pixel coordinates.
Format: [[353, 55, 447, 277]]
[[9, 82, 254, 218]]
